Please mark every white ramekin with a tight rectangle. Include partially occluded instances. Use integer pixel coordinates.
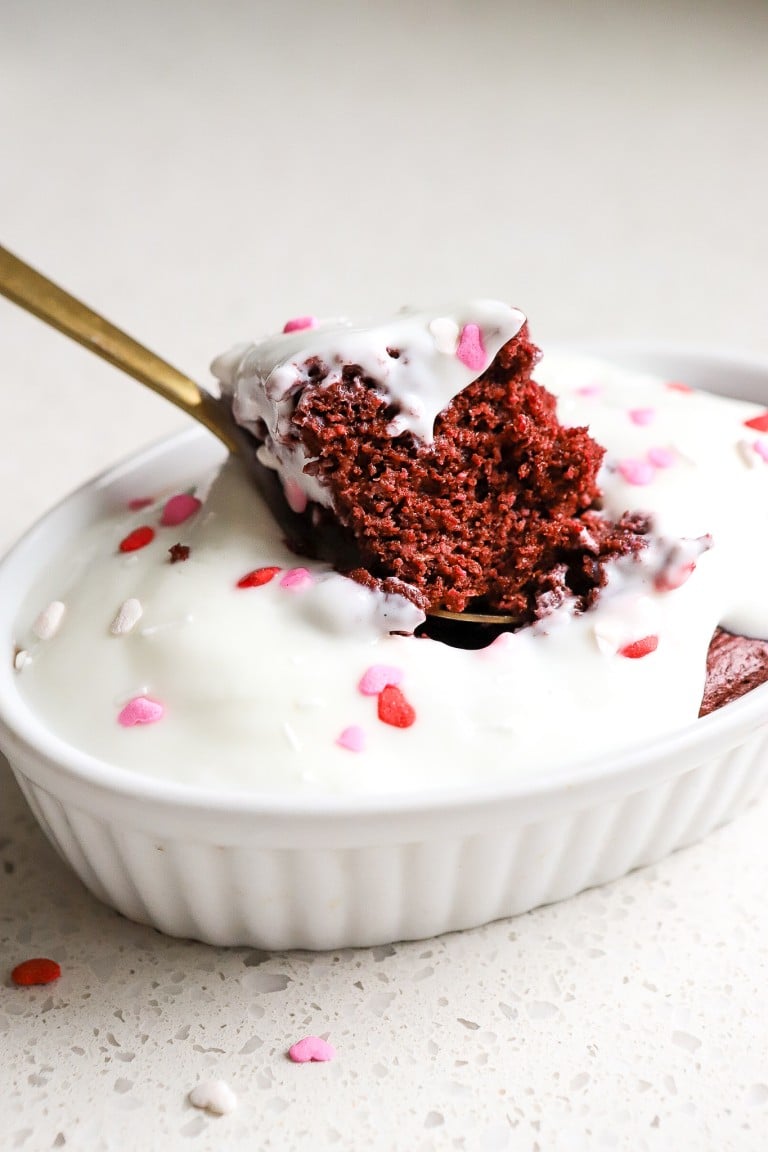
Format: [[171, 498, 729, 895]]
[[1, 344, 767, 950]]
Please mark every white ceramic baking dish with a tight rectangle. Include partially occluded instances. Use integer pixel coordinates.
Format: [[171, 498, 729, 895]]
[[1, 344, 767, 950]]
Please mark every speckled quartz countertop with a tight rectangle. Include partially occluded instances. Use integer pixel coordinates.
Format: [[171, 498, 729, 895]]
[[2, 1, 768, 1149]]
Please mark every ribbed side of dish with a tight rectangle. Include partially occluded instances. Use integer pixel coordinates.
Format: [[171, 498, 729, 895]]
[[10, 732, 768, 949]]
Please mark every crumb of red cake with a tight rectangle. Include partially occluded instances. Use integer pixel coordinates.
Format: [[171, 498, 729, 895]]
[[700, 628, 768, 716], [168, 542, 191, 563], [287, 327, 648, 620]]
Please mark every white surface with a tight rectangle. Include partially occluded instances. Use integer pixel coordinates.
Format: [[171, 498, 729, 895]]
[[2, 0, 768, 1148]]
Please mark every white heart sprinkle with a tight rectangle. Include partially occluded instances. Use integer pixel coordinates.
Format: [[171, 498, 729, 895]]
[[32, 601, 66, 640], [188, 1079, 238, 1115], [429, 317, 460, 355], [110, 598, 143, 636]]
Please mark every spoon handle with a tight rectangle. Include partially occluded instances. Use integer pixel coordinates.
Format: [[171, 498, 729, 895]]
[[0, 244, 237, 450]]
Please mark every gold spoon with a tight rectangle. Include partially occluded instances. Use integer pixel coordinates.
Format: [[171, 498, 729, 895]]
[[0, 244, 241, 453], [0, 244, 517, 627]]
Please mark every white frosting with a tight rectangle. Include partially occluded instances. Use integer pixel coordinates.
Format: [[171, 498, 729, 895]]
[[12, 342, 768, 797], [211, 301, 525, 511]]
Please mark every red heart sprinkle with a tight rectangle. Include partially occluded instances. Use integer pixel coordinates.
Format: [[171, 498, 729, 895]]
[[744, 411, 768, 433], [119, 526, 155, 553], [666, 381, 693, 393], [378, 684, 416, 728], [619, 635, 659, 659], [11, 958, 61, 986], [237, 566, 281, 589]]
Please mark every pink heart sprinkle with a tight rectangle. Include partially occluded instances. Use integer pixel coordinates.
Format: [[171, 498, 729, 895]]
[[358, 664, 404, 696], [118, 696, 165, 727], [336, 725, 366, 752], [647, 446, 676, 468], [628, 407, 656, 426], [288, 1036, 336, 1064], [127, 497, 154, 511], [617, 458, 655, 486], [161, 493, 201, 527], [456, 323, 486, 371], [283, 479, 308, 514], [654, 561, 695, 593], [575, 384, 602, 398], [279, 567, 313, 591], [283, 316, 318, 334], [754, 439, 768, 462]]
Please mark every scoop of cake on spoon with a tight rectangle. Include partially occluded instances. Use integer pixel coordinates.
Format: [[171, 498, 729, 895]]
[[0, 247, 644, 630]]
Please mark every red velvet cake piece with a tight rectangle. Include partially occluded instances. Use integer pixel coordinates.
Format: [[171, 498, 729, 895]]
[[289, 326, 647, 619]]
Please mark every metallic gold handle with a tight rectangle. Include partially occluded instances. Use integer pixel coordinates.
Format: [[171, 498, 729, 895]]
[[0, 244, 238, 451]]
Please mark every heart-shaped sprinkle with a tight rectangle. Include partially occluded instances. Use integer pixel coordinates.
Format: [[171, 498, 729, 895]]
[[118, 696, 165, 727], [110, 598, 143, 636], [629, 407, 656, 426], [32, 600, 66, 641], [280, 567, 313, 591], [575, 383, 602, 398], [119, 526, 155, 553], [617, 459, 655, 486], [188, 1079, 238, 1115], [160, 493, 201, 527], [237, 566, 281, 589], [618, 635, 659, 659], [456, 323, 486, 371], [288, 1036, 336, 1064], [429, 316, 460, 355], [378, 684, 416, 728], [127, 496, 154, 511], [283, 479, 308, 514], [753, 439, 768, 462], [744, 411, 768, 433], [654, 561, 695, 593], [11, 957, 61, 986], [647, 446, 676, 468], [336, 725, 366, 752], [666, 381, 693, 394], [358, 664, 404, 696], [283, 316, 319, 334]]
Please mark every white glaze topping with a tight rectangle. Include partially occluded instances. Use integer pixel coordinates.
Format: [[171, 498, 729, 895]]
[[12, 343, 768, 797], [211, 300, 525, 511]]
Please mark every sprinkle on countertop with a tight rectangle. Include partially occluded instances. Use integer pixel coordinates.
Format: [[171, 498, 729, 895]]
[[288, 1036, 336, 1063], [11, 958, 61, 986], [187, 1079, 238, 1115]]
